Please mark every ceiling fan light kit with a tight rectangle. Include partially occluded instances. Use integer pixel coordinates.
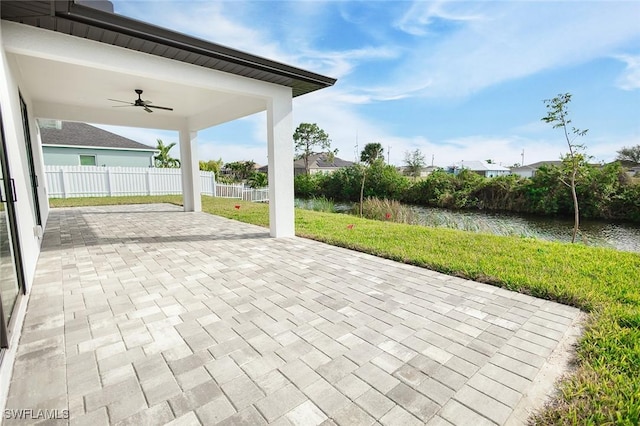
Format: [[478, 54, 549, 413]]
[[108, 89, 173, 113]]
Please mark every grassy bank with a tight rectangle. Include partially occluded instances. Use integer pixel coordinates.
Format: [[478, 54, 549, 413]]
[[50, 196, 640, 424]]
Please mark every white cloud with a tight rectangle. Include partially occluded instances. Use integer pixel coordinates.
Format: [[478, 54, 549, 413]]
[[91, 124, 177, 149], [615, 54, 640, 90], [386, 1, 640, 99], [395, 0, 484, 36], [106, 1, 639, 171], [299, 45, 400, 80], [198, 141, 267, 166]]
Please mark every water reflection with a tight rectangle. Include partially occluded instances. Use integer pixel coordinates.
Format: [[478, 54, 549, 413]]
[[411, 206, 640, 253], [324, 200, 640, 253]]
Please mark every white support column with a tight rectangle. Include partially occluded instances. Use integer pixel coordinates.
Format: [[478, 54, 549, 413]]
[[266, 91, 294, 238], [179, 128, 201, 212]]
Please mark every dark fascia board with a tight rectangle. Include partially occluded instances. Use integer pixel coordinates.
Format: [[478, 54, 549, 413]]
[[57, 1, 336, 93]]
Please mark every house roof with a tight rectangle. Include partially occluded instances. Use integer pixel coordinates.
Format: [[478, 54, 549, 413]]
[[0, 1, 336, 98], [294, 153, 354, 169], [457, 161, 510, 172], [521, 161, 563, 169], [40, 121, 156, 152]]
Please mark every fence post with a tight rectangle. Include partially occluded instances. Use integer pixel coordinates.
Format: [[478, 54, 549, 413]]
[[106, 168, 113, 196], [146, 169, 152, 195], [60, 168, 68, 198], [212, 173, 216, 197]]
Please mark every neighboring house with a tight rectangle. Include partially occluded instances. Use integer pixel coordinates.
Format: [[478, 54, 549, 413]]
[[613, 160, 640, 178], [295, 153, 354, 176], [259, 153, 354, 176], [39, 120, 157, 167], [0, 0, 334, 405], [627, 165, 640, 178], [510, 161, 563, 178], [449, 161, 510, 178], [397, 165, 440, 177]]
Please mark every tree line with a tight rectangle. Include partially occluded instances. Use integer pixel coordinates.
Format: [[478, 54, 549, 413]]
[[294, 160, 640, 222], [293, 95, 640, 230]]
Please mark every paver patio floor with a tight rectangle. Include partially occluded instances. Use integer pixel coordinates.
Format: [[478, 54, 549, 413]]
[[4, 204, 583, 425]]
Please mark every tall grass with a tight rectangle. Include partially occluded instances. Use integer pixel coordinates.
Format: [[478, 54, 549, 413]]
[[294, 196, 336, 213], [415, 208, 540, 237], [354, 198, 629, 249], [357, 197, 417, 224], [356, 197, 540, 238]]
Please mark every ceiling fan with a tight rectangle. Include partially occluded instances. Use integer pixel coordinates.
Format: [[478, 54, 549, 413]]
[[108, 89, 173, 113]]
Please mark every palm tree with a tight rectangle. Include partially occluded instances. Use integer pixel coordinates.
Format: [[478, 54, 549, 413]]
[[359, 143, 384, 216], [247, 172, 268, 188], [154, 139, 180, 168], [360, 142, 384, 165]]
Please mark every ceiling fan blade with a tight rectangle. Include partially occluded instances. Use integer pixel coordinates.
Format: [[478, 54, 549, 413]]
[[109, 91, 173, 113], [147, 105, 174, 111], [108, 99, 134, 104]]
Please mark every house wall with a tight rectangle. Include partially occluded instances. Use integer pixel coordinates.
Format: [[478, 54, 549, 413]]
[[294, 167, 341, 176], [485, 170, 510, 178], [0, 23, 45, 292], [43, 146, 155, 167], [511, 169, 535, 178], [470, 169, 511, 178], [0, 20, 48, 411]]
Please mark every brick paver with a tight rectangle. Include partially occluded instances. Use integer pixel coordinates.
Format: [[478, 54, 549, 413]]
[[4, 204, 583, 424]]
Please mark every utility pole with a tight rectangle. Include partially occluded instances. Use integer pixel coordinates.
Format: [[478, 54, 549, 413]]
[[387, 145, 391, 164], [354, 131, 359, 163], [521, 149, 525, 166], [431, 154, 434, 167]]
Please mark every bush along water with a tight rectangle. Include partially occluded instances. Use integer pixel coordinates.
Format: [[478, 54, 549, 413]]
[[356, 197, 417, 224], [294, 162, 640, 223]]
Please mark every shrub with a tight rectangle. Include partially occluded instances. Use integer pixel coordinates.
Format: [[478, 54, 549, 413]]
[[294, 173, 324, 198]]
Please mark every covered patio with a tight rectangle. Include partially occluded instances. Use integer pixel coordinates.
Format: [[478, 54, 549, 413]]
[[0, 0, 335, 407], [5, 204, 583, 425]]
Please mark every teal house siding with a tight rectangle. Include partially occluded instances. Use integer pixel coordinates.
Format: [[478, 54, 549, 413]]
[[40, 121, 157, 168], [43, 146, 154, 167]]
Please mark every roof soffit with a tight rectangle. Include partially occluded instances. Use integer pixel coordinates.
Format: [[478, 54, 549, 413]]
[[1, 0, 336, 97]]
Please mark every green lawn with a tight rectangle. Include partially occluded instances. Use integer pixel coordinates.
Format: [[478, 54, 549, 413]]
[[50, 195, 640, 424]]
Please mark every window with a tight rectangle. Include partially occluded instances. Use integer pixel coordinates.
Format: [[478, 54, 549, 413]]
[[79, 155, 96, 166]]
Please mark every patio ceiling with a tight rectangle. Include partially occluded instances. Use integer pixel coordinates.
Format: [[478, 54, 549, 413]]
[[9, 50, 263, 131]]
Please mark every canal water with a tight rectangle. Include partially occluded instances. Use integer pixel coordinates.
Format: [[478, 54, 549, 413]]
[[410, 206, 640, 253], [311, 199, 640, 253]]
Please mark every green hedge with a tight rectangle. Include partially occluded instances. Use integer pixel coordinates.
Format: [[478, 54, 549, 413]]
[[295, 162, 640, 222]]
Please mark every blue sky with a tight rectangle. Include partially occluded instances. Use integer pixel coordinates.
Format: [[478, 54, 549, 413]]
[[100, 0, 640, 168]]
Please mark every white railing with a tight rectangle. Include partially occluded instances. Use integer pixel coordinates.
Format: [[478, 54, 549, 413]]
[[43, 165, 267, 202], [243, 188, 269, 202]]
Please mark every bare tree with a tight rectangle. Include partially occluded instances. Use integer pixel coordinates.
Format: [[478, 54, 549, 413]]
[[542, 93, 588, 243], [404, 149, 426, 178], [616, 144, 640, 163]]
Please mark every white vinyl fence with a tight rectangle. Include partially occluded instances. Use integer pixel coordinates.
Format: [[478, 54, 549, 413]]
[[44, 165, 268, 202]]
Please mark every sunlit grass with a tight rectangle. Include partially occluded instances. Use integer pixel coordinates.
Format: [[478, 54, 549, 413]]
[[50, 195, 640, 424], [49, 195, 183, 207]]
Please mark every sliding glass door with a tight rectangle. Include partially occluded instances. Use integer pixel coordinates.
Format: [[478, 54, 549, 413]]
[[0, 105, 25, 348], [19, 93, 42, 227]]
